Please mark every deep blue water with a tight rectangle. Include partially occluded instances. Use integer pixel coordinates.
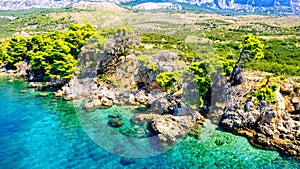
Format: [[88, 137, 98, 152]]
[[0, 77, 299, 169]]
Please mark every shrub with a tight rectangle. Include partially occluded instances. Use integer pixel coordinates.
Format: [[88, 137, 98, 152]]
[[253, 83, 278, 103], [189, 61, 212, 107], [156, 72, 180, 88]]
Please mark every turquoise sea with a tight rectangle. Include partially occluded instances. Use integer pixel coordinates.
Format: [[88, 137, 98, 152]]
[[0, 77, 299, 169]]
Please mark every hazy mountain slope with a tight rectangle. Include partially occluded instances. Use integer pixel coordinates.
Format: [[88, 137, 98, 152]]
[[176, 0, 300, 8], [0, 0, 299, 15], [0, 0, 79, 10]]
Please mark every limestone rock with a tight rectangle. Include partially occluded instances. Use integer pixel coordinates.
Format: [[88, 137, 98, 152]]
[[151, 114, 197, 144], [28, 82, 43, 89], [101, 97, 113, 107], [54, 90, 63, 98], [84, 102, 95, 111], [63, 95, 74, 101]]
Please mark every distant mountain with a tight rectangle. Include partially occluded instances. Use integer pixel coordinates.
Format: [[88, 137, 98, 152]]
[[176, 0, 300, 9], [133, 2, 182, 10], [0, 0, 77, 10], [0, 0, 299, 15]]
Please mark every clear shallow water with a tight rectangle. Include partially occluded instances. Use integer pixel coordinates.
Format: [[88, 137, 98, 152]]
[[0, 77, 299, 169]]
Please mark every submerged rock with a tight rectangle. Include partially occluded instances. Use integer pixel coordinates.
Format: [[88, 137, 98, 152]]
[[108, 120, 124, 128], [120, 157, 136, 166], [39, 93, 49, 97], [20, 90, 27, 93], [84, 102, 95, 111], [108, 114, 120, 118]]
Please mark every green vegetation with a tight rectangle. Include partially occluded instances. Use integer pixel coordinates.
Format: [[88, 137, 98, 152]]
[[140, 33, 198, 61], [1, 24, 93, 79], [0, 9, 73, 37], [204, 28, 299, 76], [240, 34, 264, 60], [246, 37, 300, 76], [156, 72, 181, 89], [0, 44, 4, 65], [253, 82, 279, 104], [189, 62, 212, 107], [222, 59, 236, 76], [221, 34, 264, 76], [6, 36, 28, 66]]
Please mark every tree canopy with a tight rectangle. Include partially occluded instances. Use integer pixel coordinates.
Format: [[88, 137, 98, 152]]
[[239, 34, 264, 60], [2, 24, 94, 80]]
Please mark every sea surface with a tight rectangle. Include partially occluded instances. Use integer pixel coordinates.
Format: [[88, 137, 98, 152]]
[[0, 77, 299, 169]]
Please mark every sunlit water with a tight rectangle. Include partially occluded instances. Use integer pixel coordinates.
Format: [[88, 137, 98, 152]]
[[0, 77, 299, 169]]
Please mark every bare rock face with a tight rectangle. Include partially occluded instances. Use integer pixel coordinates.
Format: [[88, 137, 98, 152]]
[[151, 112, 203, 145], [129, 90, 150, 105], [280, 80, 300, 113]]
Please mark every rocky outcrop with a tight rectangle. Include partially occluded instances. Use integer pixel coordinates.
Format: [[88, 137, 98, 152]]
[[220, 106, 300, 156], [279, 79, 300, 114], [151, 114, 201, 144], [28, 82, 43, 89], [220, 75, 300, 157], [84, 96, 114, 111], [131, 103, 205, 145]]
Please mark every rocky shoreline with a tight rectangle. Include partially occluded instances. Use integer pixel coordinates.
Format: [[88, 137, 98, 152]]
[[1, 43, 299, 158], [219, 73, 300, 157]]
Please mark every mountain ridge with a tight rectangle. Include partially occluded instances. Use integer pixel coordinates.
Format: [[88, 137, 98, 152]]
[[0, 0, 299, 15]]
